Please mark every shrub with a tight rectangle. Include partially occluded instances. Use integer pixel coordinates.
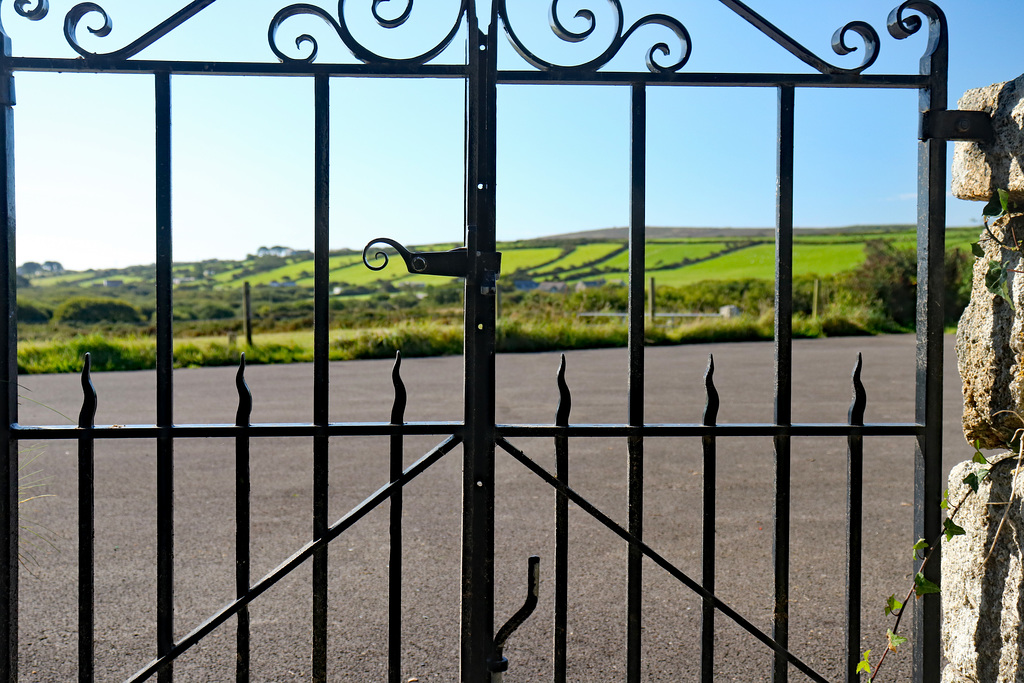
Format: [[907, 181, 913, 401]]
[[844, 240, 972, 327], [17, 299, 51, 323], [194, 302, 237, 320], [53, 297, 142, 324]]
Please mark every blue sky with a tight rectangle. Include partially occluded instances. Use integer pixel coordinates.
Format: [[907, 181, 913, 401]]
[[5, 0, 1024, 270]]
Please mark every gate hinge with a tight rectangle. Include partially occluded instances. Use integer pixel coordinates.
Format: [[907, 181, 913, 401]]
[[920, 109, 993, 142], [362, 237, 502, 286], [0, 73, 14, 107]]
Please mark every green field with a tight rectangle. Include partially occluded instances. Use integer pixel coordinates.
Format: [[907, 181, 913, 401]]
[[23, 225, 975, 297], [15, 224, 977, 372], [529, 242, 625, 274]]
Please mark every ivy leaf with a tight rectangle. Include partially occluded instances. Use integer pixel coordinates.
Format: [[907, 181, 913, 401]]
[[885, 594, 903, 617], [912, 538, 929, 561], [972, 241, 986, 257], [985, 260, 1014, 310], [973, 447, 989, 465], [855, 649, 871, 675], [986, 260, 1006, 292], [944, 518, 966, 541], [964, 471, 984, 494], [887, 629, 909, 652], [940, 488, 949, 509], [914, 572, 940, 598], [1000, 188, 1013, 215], [984, 193, 1004, 217], [1008, 433, 1023, 453]]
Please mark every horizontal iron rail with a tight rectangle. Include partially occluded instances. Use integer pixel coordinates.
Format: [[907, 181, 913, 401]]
[[5, 58, 928, 89], [497, 423, 921, 437], [125, 434, 461, 683], [496, 437, 831, 683], [498, 71, 928, 88], [4, 57, 467, 77], [9, 421, 922, 440], [12, 422, 462, 439]]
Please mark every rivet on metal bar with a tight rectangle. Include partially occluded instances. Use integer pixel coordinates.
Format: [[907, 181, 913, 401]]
[[489, 555, 540, 682], [920, 109, 994, 142]]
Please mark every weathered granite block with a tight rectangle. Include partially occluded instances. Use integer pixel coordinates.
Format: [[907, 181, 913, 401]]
[[942, 453, 1024, 682], [952, 74, 1024, 203], [957, 214, 1024, 448]]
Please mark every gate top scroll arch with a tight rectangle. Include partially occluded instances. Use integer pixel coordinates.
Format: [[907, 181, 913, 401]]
[[3, 0, 947, 74]]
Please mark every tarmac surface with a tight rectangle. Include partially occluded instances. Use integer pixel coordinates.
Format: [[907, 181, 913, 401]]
[[14, 333, 968, 681]]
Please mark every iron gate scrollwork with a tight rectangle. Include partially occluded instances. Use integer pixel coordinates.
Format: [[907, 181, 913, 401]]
[[0, 1, 986, 681]]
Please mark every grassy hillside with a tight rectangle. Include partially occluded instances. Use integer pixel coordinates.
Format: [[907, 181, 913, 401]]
[[26, 225, 976, 293], [12, 224, 979, 373]]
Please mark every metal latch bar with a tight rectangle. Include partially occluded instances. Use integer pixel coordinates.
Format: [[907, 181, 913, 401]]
[[920, 109, 993, 142]]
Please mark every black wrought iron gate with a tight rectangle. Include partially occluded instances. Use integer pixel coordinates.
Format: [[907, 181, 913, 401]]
[[0, 1, 994, 681]]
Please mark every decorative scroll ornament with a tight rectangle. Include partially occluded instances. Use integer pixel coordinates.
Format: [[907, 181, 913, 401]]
[[13, 0, 48, 21], [719, 0, 879, 75], [848, 353, 866, 426], [79, 351, 97, 428], [497, 0, 691, 73], [555, 354, 571, 427], [391, 351, 407, 426], [886, 0, 946, 63], [703, 354, 719, 427], [269, 0, 467, 65], [61, 0, 216, 60], [235, 353, 252, 428]]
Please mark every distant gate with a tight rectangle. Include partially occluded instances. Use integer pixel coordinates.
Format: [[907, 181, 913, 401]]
[[0, 1, 991, 681]]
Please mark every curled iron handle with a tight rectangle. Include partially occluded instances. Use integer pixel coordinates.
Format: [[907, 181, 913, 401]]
[[490, 555, 541, 674], [362, 237, 472, 278]]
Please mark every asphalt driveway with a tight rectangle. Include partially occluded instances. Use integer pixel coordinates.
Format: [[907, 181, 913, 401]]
[[14, 334, 966, 681]]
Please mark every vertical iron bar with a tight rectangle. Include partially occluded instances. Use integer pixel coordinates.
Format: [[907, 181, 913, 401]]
[[312, 72, 330, 683], [461, 6, 498, 681], [0, 22, 16, 681], [913, 10, 948, 681], [701, 355, 719, 683], [626, 81, 646, 683], [78, 355, 97, 683], [388, 352, 407, 683], [235, 355, 252, 683], [154, 70, 175, 683], [553, 355, 571, 683], [846, 354, 866, 683], [772, 84, 795, 683]]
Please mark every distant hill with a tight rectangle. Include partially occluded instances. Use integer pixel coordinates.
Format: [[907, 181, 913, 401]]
[[543, 225, 919, 241]]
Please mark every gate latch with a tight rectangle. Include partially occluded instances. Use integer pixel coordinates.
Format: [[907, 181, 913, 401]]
[[920, 109, 994, 142], [488, 555, 540, 683], [362, 236, 501, 292]]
